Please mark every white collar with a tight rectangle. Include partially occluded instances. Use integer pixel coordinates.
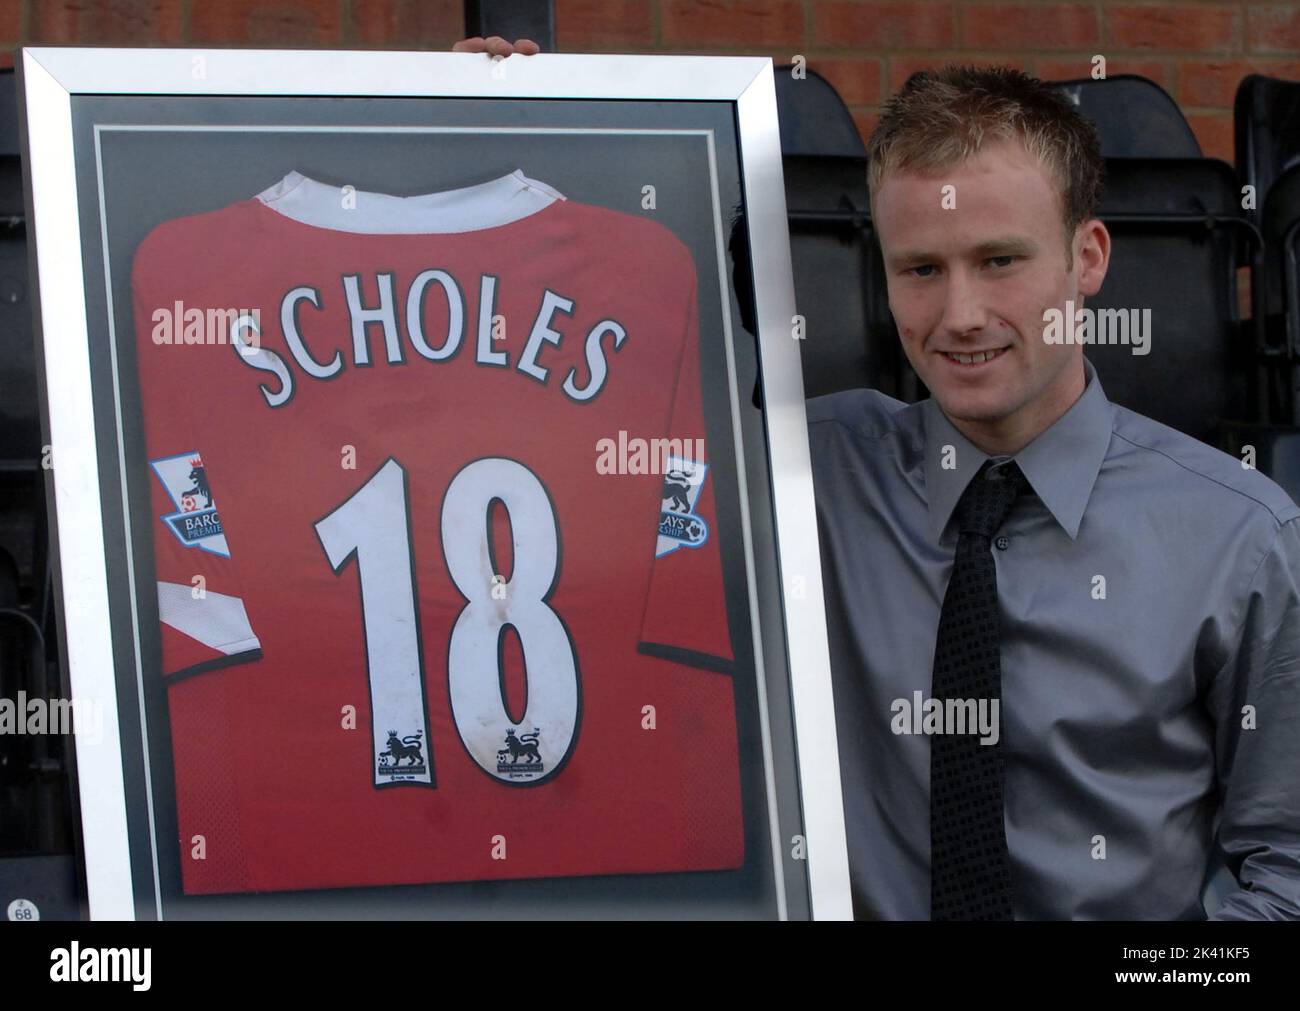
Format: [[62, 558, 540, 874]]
[[254, 169, 565, 234]]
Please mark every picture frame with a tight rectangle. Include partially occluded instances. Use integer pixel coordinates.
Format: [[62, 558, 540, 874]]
[[18, 46, 850, 920]]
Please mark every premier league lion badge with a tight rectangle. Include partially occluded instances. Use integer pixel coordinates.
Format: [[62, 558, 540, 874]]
[[656, 455, 710, 558], [149, 451, 230, 557]]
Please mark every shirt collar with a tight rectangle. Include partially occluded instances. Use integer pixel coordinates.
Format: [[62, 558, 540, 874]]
[[255, 169, 565, 234], [923, 357, 1113, 541]]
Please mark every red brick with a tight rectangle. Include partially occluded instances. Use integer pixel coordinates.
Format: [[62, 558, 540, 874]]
[[814, 2, 954, 50], [190, 0, 342, 47], [1106, 5, 1239, 53], [30, 0, 183, 45], [662, 0, 804, 49], [557, 0, 654, 49], [1236, 266, 1251, 320], [1247, 6, 1300, 54], [961, 4, 1099, 51], [1035, 56, 1174, 93], [0, 1, 21, 44], [1185, 112, 1234, 160], [0, 48, 13, 70], [1179, 58, 1300, 108], [813, 57, 884, 106], [851, 108, 880, 145], [350, 0, 463, 48], [887, 54, 1029, 93]]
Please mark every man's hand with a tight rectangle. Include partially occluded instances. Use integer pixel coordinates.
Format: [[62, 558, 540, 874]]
[[453, 36, 540, 57]]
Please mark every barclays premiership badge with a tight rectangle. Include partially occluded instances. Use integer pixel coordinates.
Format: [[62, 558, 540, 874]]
[[149, 451, 230, 557], [655, 456, 710, 558]]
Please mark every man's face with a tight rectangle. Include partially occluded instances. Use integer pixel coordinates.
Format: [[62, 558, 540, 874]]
[[874, 137, 1108, 449]]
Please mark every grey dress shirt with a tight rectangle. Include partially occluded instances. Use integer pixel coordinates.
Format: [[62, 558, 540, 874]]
[[807, 359, 1300, 920]]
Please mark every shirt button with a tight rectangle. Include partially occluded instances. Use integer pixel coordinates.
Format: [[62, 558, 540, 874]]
[[995, 535, 1010, 550]]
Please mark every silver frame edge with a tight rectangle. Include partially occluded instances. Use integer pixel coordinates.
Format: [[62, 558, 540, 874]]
[[736, 63, 852, 921], [20, 47, 137, 921]]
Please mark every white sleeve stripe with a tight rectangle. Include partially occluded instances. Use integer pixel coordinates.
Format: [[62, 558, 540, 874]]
[[157, 581, 261, 656]]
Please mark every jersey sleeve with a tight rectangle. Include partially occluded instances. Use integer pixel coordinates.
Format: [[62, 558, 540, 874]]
[[637, 266, 736, 675], [132, 230, 262, 681]]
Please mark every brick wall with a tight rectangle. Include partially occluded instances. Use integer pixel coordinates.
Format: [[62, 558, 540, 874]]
[[3, 0, 1299, 161]]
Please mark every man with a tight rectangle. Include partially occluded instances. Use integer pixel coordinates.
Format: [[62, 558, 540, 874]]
[[812, 66, 1300, 920], [456, 39, 1300, 920]]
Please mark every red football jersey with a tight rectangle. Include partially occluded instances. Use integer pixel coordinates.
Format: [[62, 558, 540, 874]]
[[131, 170, 743, 895]]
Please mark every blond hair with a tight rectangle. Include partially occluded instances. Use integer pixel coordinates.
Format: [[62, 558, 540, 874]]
[[866, 65, 1104, 270]]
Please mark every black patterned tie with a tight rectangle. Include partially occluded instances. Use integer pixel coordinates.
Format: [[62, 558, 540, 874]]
[[930, 460, 1027, 921]]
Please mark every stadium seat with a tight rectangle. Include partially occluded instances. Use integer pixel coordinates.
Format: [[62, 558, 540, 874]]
[[1240, 77, 1300, 501], [771, 67, 901, 400], [1234, 74, 1300, 428], [1051, 74, 1203, 158], [1261, 163, 1300, 422], [1087, 157, 1257, 444], [1233, 74, 1300, 228], [1040, 77, 1267, 443]]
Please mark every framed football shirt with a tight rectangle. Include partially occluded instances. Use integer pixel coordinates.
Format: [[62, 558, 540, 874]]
[[18, 48, 850, 920]]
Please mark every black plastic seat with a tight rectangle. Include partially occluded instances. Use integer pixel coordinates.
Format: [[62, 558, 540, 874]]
[[770, 67, 901, 400], [1262, 164, 1300, 422], [1049, 74, 1202, 158], [1234, 74, 1300, 225], [1087, 157, 1255, 443]]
